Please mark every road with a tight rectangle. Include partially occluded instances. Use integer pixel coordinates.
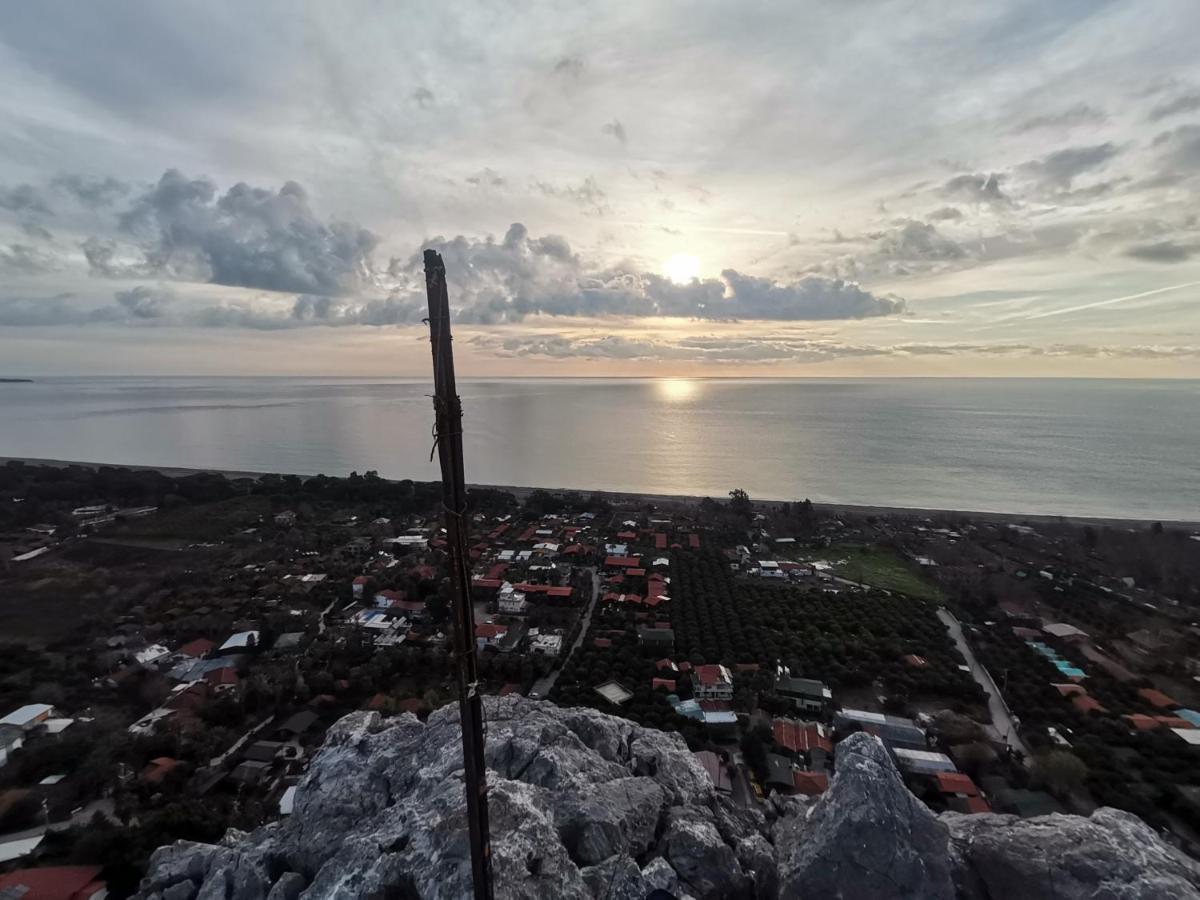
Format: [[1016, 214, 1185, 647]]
[[938, 607, 1034, 763], [531, 568, 600, 698]]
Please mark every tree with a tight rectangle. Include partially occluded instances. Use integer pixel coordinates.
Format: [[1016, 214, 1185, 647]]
[[1032, 750, 1088, 796], [728, 489, 753, 520]]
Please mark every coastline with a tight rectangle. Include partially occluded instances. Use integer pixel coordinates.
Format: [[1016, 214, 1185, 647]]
[[4, 455, 1197, 530]]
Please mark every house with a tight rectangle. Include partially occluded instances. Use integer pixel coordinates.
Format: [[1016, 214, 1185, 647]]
[[765, 753, 796, 794], [935, 772, 991, 813], [217, 631, 260, 654], [792, 771, 829, 796], [774, 674, 832, 713], [692, 664, 734, 701], [529, 633, 563, 656], [142, 756, 180, 785], [772, 718, 833, 757], [638, 627, 674, 654], [1042, 623, 1088, 642], [277, 711, 319, 738], [1138, 687, 1179, 709], [0, 866, 107, 900], [892, 748, 957, 775], [176, 638, 215, 659], [693, 750, 732, 793], [594, 681, 634, 706], [0, 704, 55, 731], [475, 623, 509, 651], [498, 584, 529, 615], [204, 667, 240, 693], [374, 589, 407, 608], [835, 709, 928, 751], [0, 724, 24, 766], [352, 575, 369, 597]]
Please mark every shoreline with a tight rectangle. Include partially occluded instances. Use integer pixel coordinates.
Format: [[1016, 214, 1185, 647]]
[[4, 455, 1197, 530]]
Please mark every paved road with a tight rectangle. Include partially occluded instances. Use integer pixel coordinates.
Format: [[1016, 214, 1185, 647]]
[[531, 568, 600, 698], [938, 607, 1034, 763]]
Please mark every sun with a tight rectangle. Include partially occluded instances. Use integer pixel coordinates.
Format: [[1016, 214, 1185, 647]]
[[663, 253, 700, 285]]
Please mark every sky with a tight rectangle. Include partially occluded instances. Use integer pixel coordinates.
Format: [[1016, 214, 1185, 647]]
[[2, 1, 1200, 377]]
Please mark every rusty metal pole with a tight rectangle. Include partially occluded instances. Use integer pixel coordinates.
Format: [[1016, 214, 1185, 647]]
[[423, 249, 494, 900]]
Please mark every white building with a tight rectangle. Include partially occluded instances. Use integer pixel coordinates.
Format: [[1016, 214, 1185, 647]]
[[498, 584, 529, 615], [530, 633, 564, 656], [0, 704, 55, 730], [692, 665, 734, 701]]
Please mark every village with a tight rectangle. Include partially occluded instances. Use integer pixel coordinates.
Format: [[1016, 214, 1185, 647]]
[[1, 460, 1200, 896]]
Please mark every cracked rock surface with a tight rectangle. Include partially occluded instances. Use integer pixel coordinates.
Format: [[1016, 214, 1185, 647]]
[[135, 697, 1200, 899]]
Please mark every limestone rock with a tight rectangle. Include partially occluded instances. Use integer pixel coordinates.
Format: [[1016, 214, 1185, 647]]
[[944, 806, 1200, 899], [775, 731, 955, 899]]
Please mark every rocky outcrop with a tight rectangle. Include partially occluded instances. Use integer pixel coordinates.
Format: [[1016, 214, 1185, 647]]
[[136, 697, 1200, 900]]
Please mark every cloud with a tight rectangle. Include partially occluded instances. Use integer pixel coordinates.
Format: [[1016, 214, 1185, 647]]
[[552, 57, 583, 79], [0, 184, 50, 215], [1124, 240, 1196, 263], [0, 243, 61, 274], [465, 168, 506, 188], [470, 332, 1200, 364], [1017, 142, 1120, 189], [51, 173, 130, 207], [412, 87, 435, 108], [941, 173, 1009, 205], [601, 119, 627, 145], [927, 207, 963, 222], [109, 170, 379, 295], [411, 223, 904, 324], [1013, 103, 1107, 133], [1148, 90, 1200, 122], [876, 220, 966, 261], [1152, 125, 1200, 171], [21, 222, 54, 241], [81, 236, 150, 279], [114, 285, 173, 318], [534, 177, 609, 215]]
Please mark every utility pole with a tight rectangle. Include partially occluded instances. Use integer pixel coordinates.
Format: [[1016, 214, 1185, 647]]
[[423, 249, 495, 900]]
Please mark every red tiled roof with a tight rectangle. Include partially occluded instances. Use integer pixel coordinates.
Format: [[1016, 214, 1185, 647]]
[[475, 623, 507, 639], [1124, 714, 1160, 731], [626, 567, 647, 577], [1053, 683, 1086, 698], [655, 658, 678, 671], [366, 693, 388, 711], [651, 678, 676, 691], [376, 589, 406, 601], [593, 638, 612, 649], [352, 576, 369, 585], [693, 664, 729, 686], [487, 563, 509, 579], [902, 654, 929, 668], [545, 586, 573, 598], [617, 531, 637, 540], [411, 565, 436, 580], [964, 795, 992, 813], [773, 719, 832, 755], [518, 527, 537, 541], [935, 772, 979, 796], [142, 756, 179, 784], [396, 698, 424, 714], [0, 866, 106, 900], [688, 534, 700, 548], [1156, 716, 1194, 729], [604, 555, 642, 568], [205, 667, 239, 687], [654, 533, 667, 549], [1138, 688, 1179, 709], [473, 578, 503, 589], [698, 699, 731, 712], [792, 771, 829, 796], [177, 638, 215, 658], [1072, 695, 1105, 714]]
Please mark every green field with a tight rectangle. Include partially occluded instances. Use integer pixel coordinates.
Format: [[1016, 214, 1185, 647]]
[[798, 543, 943, 601]]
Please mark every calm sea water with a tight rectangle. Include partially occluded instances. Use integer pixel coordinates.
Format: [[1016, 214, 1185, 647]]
[[1, 377, 1197, 521]]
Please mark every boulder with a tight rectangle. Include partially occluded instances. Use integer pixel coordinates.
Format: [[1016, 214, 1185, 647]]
[[775, 731, 955, 899], [944, 806, 1200, 899]]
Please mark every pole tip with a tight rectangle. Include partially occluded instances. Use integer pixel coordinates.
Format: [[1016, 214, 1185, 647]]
[[424, 249, 445, 273]]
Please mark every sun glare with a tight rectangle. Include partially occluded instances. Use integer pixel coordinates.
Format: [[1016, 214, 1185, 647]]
[[656, 377, 698, 403], [663, 253, 700, 285]]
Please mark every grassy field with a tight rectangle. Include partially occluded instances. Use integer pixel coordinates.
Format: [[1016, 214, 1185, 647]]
[[799, 543, 944, 601]]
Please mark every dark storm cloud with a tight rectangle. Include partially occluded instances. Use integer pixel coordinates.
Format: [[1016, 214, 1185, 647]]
[[1013, 103, 1107, 133], [111, 170, 379, 295], [552, 57, 584, 79], [51, 173, 130, 207], [1148, 90, 1200, 122], [1124, 240, 1196, 263], [1017, 142, 1120, 189], [412, 87, 435, 108], [927, 207, 963, 222], [601, 119, 627, 145], [81, 237, 150, 279], [0, 184, 50, 215], [941, 173, 1009, 205]]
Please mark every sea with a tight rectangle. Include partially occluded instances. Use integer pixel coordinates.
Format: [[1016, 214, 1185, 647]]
[[1, 377, 1197, 522]]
